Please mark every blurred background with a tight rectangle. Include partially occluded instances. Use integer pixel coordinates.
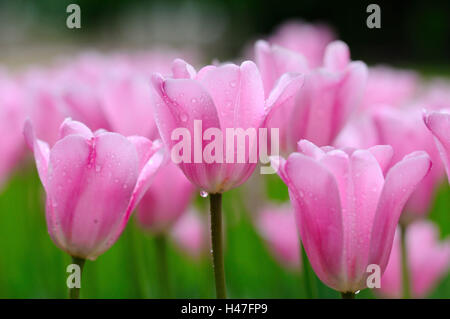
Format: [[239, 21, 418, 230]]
[[0, 0, 449, 298]]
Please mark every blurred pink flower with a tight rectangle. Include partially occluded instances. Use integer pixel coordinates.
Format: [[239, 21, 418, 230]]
[[423, 109, 450, 184], [257, 40, 368, 152], [24, 118, 164, 260], [377, 221, 450, 298], [257, 204, 300, 269], [170, 209, 207, 259], [151, 59, 303, 193], [272, 140, 431, 293], [21, 68, 66, 146], [0, 72, 26, 188], [372, 107, 445, 221], [99, 65, 159, 139], [362, 66, 419, 109], [268, 20, 336, 68], [136, 162, 195, 234]]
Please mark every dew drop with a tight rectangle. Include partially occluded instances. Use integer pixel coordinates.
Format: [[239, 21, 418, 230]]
[[355, 290, 360, 295], [229, 81, 237, 88], [200, 190, 208, 198], [191, 98, 197, 103]]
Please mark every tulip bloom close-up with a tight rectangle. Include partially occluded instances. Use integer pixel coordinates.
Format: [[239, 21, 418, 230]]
[[273, 140, 431, 295]]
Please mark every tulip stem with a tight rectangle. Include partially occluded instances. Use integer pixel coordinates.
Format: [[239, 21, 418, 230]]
[[155, 233, 171, 298], [400, 224, 411, 299], [209, 193, 227, 299], [69, 256, 85, 299], [300, 245, 318, 299], [341, 292, 355, 299]]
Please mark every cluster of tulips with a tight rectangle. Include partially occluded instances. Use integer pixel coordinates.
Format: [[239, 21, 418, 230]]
[[0, 20, 449, 299]]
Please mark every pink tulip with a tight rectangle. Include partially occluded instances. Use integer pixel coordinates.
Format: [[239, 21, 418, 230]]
[[423, 109, 450, 183], [377, 221, 450, 298], [363, 66, 419, 109], [151, 58, 303, 193], [419, 80, 450, 111], [272, 140, 431, 293], [372, 107, 445, 221], [268, 20, 336, 68], [21, 68, 66, 146], [170, 209, 207, 259], [23, 118, 164, 260], [256, 40, 368, 152], [257, 204, 300, 269], [0, 72, 26, 188], [136, 162, 195, 233], [99, 65, 159, 139]]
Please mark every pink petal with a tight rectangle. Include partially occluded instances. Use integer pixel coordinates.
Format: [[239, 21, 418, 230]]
[[323, 41, 350, 72], [285, 153, 344, 290], [369, 151, 432, 271], [423, 110, 450, 182], [171, 59, 197, 79], [23, 119, 50, 191], [59, 118, 94, 139]]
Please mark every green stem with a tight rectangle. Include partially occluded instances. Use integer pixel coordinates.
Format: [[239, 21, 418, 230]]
[[68, 256, 85, 299], [155, 233, 171, 298], [400, 224, 411, 299], [300, 245, 318, 299], [209, 193, 227, 299], [341, 292, 355, 299]]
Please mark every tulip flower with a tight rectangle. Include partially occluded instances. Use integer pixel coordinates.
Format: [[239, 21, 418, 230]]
[[257, 204, 300, 269], [136, 162, 195, 233], [362, 66, 419, 109], [377, 221, 450, 298], [150, 58, 303, 298], [23, 118, 164, 298], [256, 40, 368, 153], [99, 67, 159, 139], [267, 20, 335, 68], [0, 72, 26, 189], [423, 110, 450, 183], [171, 209, 208, 259], [272, 140, 431, 297], [372, 107, 445, 222], [21, 68, 66, 146]]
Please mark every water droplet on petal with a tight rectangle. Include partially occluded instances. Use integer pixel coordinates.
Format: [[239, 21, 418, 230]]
[[191, 98, 197, 103], [200, 190, 208, 198], [229, 81, 237, 88]]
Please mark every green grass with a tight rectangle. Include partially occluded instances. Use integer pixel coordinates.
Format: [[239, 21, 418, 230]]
[[0, 165, 448, 298]]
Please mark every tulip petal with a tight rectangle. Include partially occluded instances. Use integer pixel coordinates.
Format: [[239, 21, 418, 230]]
[[265, 72, 304, 121], [172, 59, 197, 79], [344, 150, 384, 288], [324, 41, 350, 72], [255, 40, 308, 97], [59, 118, 94, 139], [198, 61, 265, 129], [23, 119, 50, 191], [369, 151, 432, 271], [285, 153, 344, 290], [423, 110, 450, 182]]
